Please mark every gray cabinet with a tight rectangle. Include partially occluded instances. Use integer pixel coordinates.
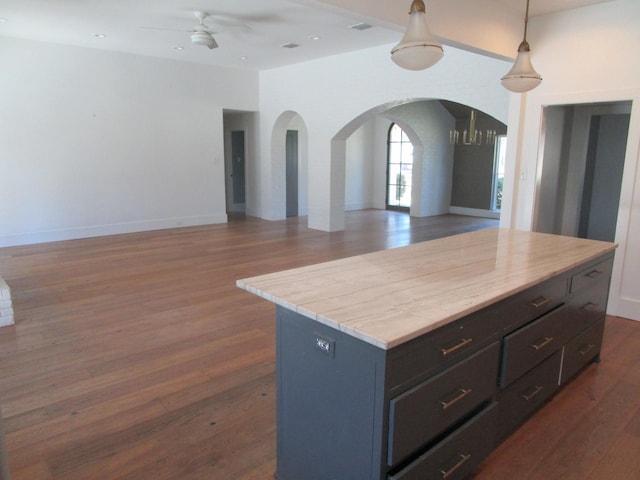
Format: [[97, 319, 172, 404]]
[[274, 252, 614, 480]]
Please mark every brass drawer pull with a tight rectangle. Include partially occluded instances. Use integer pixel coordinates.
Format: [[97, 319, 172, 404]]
[[579, 344, 595, 356], [440, 387, 473, 411], [582, 302, 599, 312], [530, 336, 554, 351], [585, 269, 603, 279], [440, 453, 471, 479], [522, 385, 544, 401], [440, 338, 473, 356], [530, 296, 552, 308]]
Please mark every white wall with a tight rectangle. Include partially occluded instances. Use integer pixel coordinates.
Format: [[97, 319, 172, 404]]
[[384, 101, 455, 217], [258, 43, 510, 231], [0, 37, 259, 246], [500, 0, 640, 320], [345, 120, 375, 211]]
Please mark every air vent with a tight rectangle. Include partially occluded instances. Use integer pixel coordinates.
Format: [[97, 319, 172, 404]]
[[280, 42, 300, 49], [348, 22, 372, 31]]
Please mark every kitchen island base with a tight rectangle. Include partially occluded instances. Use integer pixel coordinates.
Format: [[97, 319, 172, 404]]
[[273, 253, 614, 480], [237, 229, 616, 480]]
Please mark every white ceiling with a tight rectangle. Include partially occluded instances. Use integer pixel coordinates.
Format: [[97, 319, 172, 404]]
[[0, 0, 614, 71]]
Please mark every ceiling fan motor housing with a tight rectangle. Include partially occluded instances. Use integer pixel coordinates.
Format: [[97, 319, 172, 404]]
[[191, 31, 218, 49]]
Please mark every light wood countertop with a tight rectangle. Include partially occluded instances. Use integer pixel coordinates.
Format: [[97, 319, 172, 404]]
[[237, 228, 616, 349]]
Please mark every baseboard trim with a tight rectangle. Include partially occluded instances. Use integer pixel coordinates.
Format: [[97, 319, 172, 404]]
[[449, 206, 500, 220], [0, 214, 228, 247]]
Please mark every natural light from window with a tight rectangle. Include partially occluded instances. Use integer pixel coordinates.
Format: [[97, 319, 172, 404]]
[[387, 124, 413, 210], [492, 135, 507, 212]]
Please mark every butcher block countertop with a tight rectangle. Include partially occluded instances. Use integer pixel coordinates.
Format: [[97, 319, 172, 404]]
[[237, 228, 616, 350]]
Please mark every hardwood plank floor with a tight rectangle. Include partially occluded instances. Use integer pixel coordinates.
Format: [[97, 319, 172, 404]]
[[0, 211, 637, 480]]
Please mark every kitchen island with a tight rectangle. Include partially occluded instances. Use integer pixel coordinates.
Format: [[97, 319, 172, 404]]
[[237, 228, 616, 480]]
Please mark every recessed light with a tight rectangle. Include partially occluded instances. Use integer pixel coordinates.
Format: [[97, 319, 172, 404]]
[[240, 56, 248, 60], [280, 42, 300, 49], [93, 33, 106, 38], [308, 35, 321, 41], [348, 22, 372, 31], [173, 46, 184, 51]]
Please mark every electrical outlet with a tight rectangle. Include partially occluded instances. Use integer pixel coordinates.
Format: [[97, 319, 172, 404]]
[[314, 334, 335, 357]]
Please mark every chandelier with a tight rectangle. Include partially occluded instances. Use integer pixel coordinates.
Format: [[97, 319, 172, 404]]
[[449, 110, 497, 146]]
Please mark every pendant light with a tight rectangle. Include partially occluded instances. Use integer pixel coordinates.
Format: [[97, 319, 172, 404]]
[[391, 0, 443, 71], [501, 0, 542, 93]]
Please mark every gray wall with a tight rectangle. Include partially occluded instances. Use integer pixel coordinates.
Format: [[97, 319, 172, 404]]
[[534, 102, 631, 239], [450, 114, 507, 210]]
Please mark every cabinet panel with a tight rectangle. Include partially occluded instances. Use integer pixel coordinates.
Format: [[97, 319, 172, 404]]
[[500, 306, 567, 387], [276, 307, 387, 480], [497, 351, 561, 441], [570, 256, 614, 294], [388, 309, 500, 392], [560, 318, 605, 385], [562, 283, 608, 339], [388, 403, 498, 480], [387, 342, 500, 467], [497, 276, 567, 332]]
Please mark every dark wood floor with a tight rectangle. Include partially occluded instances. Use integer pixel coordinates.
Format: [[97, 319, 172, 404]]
[[0, 211, 637, 480]]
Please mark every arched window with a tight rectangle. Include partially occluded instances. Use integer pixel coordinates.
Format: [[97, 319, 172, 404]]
[[387, 123, 413, 210]]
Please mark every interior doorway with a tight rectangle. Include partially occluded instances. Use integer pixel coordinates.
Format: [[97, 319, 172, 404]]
[[229, 131, 246, 214], [286, 130, 299, 217], [534, 101, 631, 242]]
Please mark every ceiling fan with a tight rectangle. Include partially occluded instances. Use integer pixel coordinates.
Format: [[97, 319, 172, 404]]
[[142, 11, 239, 50], [189, 11, 218, 50]]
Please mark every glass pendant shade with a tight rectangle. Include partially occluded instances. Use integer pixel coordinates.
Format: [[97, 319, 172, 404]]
[[501, 41, 542, 93], [391, 0, 443, 71]]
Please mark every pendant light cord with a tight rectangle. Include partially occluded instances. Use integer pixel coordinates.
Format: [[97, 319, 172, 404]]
[[523, 0, 530, 42]]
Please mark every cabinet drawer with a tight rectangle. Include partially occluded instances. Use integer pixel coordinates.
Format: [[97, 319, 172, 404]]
[[497, 350, 561, 442], [570, 256, 613, 294], [388, 342, 500, 467], [388, 403, 498, 480], [560, 318, 605, 385], [388, 308, 501, 391], [498, 276, 567, 332], [562, 283, 608, 341], [500, 306, 567, 387]]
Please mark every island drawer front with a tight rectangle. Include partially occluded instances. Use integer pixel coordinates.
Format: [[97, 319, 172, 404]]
[[569, 256, 614, 294], [500, 305, 567, 387], [497, 350, 561, 442], [560, 318, 605, 385], [387, 342, 500, 467], [562, 283, 608, 339], [497, 276, 567, 332], [388, 309, 501, 392], [388, 403, 498, 480]]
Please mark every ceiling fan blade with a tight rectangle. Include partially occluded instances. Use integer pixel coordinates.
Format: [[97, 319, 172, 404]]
[[140, 25, 191, 33]]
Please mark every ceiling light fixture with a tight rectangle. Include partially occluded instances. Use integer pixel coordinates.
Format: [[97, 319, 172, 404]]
[[191, 31, 218, 49], [93, 33, 106, 38], [501, 0, 542, 93], [449, 110, 496, 146], [391, 0, 443, 71], [191, 11, 218, 50]]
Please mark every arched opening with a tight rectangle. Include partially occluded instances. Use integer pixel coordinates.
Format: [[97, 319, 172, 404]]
[[329, 99, 506, 232], [271, 111, 309, 220]]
